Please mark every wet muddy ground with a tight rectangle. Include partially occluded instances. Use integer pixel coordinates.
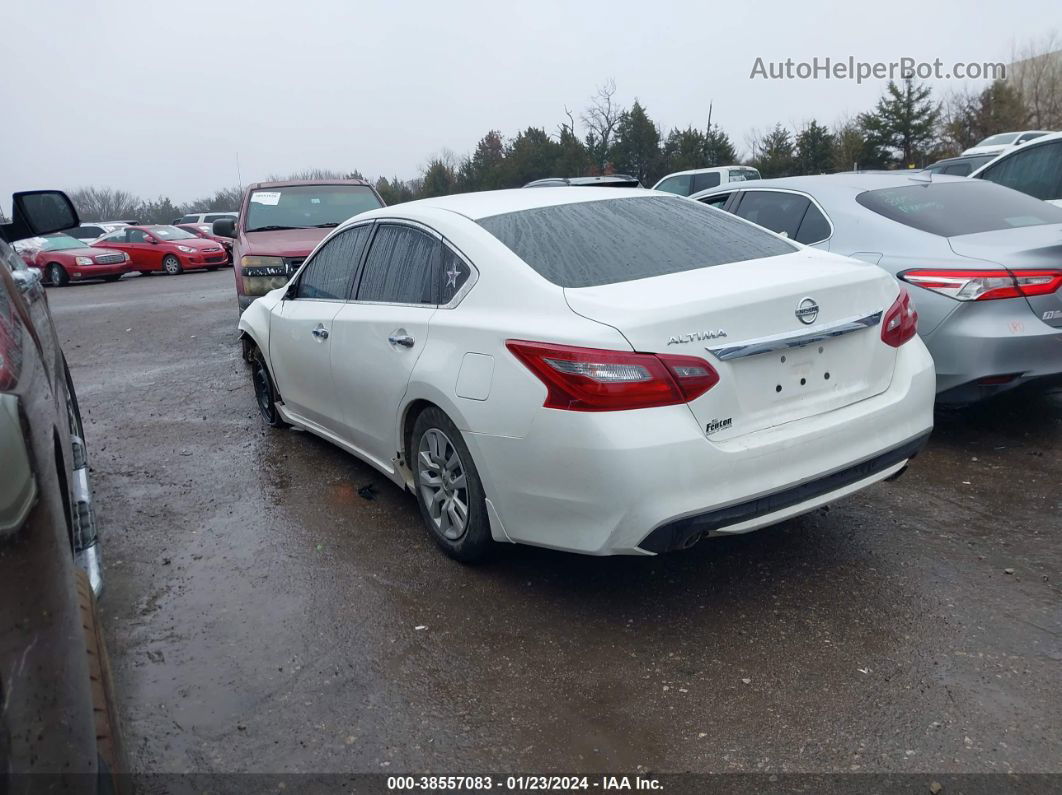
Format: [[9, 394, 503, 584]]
[[48, 271, 1061, 774]]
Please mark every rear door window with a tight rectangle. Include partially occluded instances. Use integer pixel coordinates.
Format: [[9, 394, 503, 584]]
[[477, 196, 795, 288], [977, 141, 1062, 202], [655, 175, 692, 196], [355, 224, 437, 304], [732, 191, 811, 239], [856, 179, 1062, 235], [297, 224, 370, 300]]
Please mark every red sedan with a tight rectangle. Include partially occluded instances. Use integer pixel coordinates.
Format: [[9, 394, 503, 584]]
[[18, 233, 130, 286], [91, 225, 228, 275], [176, 223, 232, 264]]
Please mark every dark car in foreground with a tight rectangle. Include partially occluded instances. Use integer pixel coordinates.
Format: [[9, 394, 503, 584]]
[[212, 178, 385, 314], [1, 190, 123, 789]]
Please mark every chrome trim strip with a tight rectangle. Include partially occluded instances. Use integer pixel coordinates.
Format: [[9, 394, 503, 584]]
[[707, 311, 882, 361]]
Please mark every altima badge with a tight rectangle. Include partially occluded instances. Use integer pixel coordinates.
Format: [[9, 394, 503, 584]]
[[667, 330, 727, 345], [795, 298, 819, 325]]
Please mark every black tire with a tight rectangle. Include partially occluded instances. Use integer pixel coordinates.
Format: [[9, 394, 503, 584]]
[[411, 407, 492, 562], [47, 262, 69, 287], [251, 349, 288, 428], [162, 255, 183, 275]]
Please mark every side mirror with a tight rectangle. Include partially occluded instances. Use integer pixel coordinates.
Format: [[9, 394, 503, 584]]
[[1, 190, 80, 243], [212, 217, 237, 238], [147, 237, 159, 245]]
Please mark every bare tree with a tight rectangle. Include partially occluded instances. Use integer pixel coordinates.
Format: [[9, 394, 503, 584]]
[[69, 187, 142, 221], [1008, 33, 1062, 129], [582, 79, 624, 172]]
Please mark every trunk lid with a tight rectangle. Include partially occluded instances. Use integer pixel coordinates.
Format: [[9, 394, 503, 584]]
[[564, 251, 900, 440], [948, 225, 1062, 328]]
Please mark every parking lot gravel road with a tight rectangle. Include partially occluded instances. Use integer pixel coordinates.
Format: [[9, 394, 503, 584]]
[[47, 270, 1061, 775]]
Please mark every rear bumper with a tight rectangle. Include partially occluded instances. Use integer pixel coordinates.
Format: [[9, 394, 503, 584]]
[[466, 338, 935, 555], [924, 298, 1062, 404], [640, 431, 929, 553]]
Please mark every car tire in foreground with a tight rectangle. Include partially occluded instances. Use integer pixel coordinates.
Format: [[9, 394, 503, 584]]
[[252, 349, 288, 428], [47, 263, 68, 287], [411, 407, 492, 563], [162, 255, 183, 275]]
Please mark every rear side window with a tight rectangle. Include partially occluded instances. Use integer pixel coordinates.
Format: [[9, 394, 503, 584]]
[[298, 224, 370, 300], [179, 215, 197, 223], [977, 141, 1062, 202], [655, 175, 692, 196], [698, 192, 732, 209], [477, 196, 795, 288], [856, 180, 1062, 236], [204, 214, 229, 223], [435, 245, 472, 304], [692, 172, 721, 192], [356, 224, 436, 304], [733, 191, 811, 239], [795, 204, 831, 244]]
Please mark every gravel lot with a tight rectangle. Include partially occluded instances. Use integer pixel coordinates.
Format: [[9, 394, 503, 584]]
[[47, 270, 1061, 774]]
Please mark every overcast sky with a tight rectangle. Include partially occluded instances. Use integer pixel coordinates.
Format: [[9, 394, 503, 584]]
[[0, 0, 1056, 207]]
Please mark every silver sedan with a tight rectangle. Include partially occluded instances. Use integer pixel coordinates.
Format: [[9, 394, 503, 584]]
[[690, 173, 1062, 405]]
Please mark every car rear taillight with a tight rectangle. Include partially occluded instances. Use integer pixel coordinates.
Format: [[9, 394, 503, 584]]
[[900, 268, 1062, 301], [506, 340, 719, 411], [881, 288, 918, 348]]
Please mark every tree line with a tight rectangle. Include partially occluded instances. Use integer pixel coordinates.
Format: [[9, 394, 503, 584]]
[[66, 35, 1061, 222]]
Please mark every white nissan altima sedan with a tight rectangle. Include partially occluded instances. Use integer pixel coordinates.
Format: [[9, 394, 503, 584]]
[[238, 187, 935, 561]]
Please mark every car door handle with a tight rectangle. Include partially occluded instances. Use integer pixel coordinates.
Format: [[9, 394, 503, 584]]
[[388, 330, 415, 348], [312, 325, 329, 340]]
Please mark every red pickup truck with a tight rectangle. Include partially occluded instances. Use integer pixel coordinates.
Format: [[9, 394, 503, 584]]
[[213, 179, 384, 314]]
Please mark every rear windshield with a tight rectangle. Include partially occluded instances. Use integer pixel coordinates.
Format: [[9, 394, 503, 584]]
[[855, 181, 1062, 237], [477, 196, 796, 288], [977, 133, 1019, 147]]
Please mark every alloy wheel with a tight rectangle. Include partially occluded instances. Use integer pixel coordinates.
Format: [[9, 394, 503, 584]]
[[417, 428, 470, 541]]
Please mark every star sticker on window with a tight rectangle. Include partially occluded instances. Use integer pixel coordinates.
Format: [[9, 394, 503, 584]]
[[445, 263, 459, 289]]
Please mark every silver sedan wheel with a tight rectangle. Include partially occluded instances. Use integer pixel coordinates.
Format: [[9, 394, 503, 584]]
[[417, 428, 469, 541]]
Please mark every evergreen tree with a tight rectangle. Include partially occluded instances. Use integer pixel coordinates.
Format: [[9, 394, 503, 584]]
[[750, 124, 796, 178], [417, 160, 456, 198], [662, 127, 707, 173], [860, 78, 941, 167], [794, 120, 835, 174], [609, 100, 661, 183], [504, 127, 561, 186], [703, 124, 737, 166]]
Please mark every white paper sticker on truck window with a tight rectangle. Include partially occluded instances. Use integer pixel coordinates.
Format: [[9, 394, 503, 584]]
[[251, 191, 281, 206]]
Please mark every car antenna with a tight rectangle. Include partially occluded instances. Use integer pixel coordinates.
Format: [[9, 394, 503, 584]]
[[909, 168, 932, 184]]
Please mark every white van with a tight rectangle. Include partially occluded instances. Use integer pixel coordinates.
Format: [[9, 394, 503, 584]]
[[652, 166, 760, 196]]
